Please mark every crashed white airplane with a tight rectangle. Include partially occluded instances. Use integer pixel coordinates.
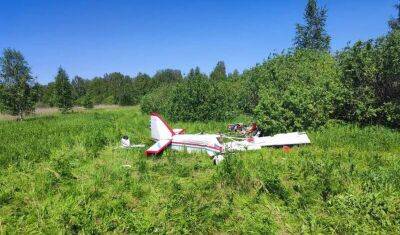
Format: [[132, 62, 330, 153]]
[[145, 113, 311, 160]]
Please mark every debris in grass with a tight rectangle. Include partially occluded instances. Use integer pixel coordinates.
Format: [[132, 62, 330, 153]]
[[120, 135, 145, 148]]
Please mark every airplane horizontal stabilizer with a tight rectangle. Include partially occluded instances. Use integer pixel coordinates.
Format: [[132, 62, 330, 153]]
[[145, 139, 172, 156]]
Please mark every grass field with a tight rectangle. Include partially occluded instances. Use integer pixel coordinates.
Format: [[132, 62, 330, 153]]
[[1, 106, 400, 233]]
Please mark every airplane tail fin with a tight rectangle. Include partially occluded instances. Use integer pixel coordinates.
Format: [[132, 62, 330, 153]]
[[150, 113, 174, 140]]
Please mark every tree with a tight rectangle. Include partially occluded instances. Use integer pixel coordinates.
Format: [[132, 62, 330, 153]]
[[103, 72, 133, 105], [82, 93, 94, 109], [253, 50, 343, 134], [42, 82, 57, 107], [0, 48, 35, 120], [228, 69, 240, 80], [294, 0, 330, 51], [186, 67, 207, 80], [336, 31, 400, 128], [132, 73, 153, 103], [210, 61, 227, 80], [153, 69, 183, 85], [71, 76, 87, 101], [31, 82, 44, 104], [389, 3, 400, 31], [88, 77, 109, 104], [54, 67, 73, 113], [0, 84, 4, 112]]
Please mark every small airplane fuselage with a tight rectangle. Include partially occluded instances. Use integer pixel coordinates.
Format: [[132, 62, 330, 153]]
[[145, 113, 222, 156], [171, 134, 222, 156]]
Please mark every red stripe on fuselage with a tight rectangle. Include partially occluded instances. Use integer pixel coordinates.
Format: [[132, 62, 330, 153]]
[[172, 141, 222, 152]]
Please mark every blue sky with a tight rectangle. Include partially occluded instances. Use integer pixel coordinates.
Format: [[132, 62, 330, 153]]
[[0, 0, 398, 84]]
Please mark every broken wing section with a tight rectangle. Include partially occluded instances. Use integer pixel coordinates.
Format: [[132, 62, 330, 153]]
[[254, 132, 310, 147], [145, 139, 172, 156], [224, 132, 311, 151]]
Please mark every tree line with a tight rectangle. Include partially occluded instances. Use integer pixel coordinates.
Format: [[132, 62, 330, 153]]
[[1, 0, 399, 130], [141, 0, 400, 132], [0, 49, 235, 119]]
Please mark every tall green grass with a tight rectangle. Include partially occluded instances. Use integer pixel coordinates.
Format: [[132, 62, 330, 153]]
[[0, 107, 399, 233]]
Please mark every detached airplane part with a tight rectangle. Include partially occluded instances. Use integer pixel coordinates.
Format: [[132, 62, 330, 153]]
[[224, 132, 311, 151], [145, 113, 310, 157]]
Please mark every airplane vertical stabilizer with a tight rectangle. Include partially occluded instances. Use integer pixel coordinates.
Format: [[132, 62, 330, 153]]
[[150, 113, 174, 140]]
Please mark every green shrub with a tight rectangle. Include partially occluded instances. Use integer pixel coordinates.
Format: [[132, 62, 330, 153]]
[[235, 75, 259, 114], [168, 78, 239, 121], [336, 31, 400, 128], [117, 91, 135, 106], [140, 77, 241, 121], [140, 85, 176, 115], [252, 50, 343, 134], [82, 94, 94, 109], [102, 95, 114, 105]]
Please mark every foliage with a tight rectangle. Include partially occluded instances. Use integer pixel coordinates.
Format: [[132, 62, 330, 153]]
[[210, 61, 227, 80], [1, 107, 400, 233], [0, 48, 36, 119], [227, 69, 240, 80], [336, 31, 400, 128], [71, 76, 87, 101], [36, 70, 183, 108], [54, 67, 73, 113], [294, 0, 330, 51], [187, 67, 207, 80], [251, 50, 343, 134], [0, 84, 4, 112], [41, 82, 57, 107], [141, 68, 241, 122], [131, 73, 153, 103], [152, 69, 183, 85], [169, 77, 239, 121], [104, 72, 135, 106], [140, 84, 176, 115], [82, 94, 94, 109], [237, 69, 259, 114]]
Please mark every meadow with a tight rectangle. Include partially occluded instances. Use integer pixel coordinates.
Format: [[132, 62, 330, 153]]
[[1, 106, 400, 233]]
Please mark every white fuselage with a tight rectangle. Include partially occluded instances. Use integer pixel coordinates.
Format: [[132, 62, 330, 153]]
[[171, 134, 223, 156]]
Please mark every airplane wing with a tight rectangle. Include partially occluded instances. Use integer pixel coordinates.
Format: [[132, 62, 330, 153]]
[[224, 132, 311, 151], [254, 132, 311, 147], [145, 139, 172, 156]]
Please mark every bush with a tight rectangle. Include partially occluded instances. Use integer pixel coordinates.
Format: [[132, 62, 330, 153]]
[[82, 94, 94, 109], [117, 91, 135, 106], [140, 77, 241, 122], [140, 85, 176, 115], [103, 95, 115, 105], [336, 31, 400, 128], [251, 50, 344, 134], [168, 78, 239, 121]]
